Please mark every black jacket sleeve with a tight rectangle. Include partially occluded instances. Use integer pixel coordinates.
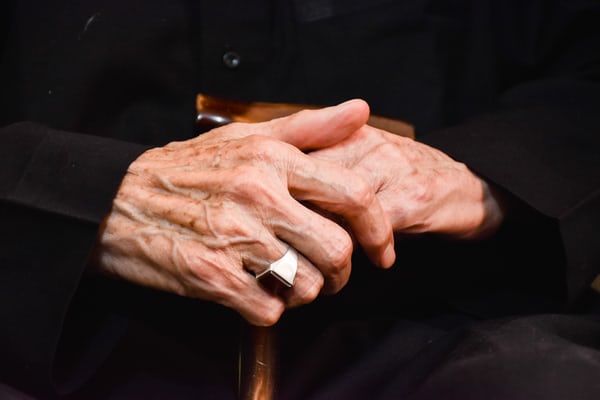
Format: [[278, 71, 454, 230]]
[[420, 2, 600, 303], [0, 122, 147, 395], [0, 1, 195, 394]]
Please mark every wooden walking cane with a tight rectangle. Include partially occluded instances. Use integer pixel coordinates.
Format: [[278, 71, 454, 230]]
[[237, 322, 279, 400], [196, 94, 414, 400]]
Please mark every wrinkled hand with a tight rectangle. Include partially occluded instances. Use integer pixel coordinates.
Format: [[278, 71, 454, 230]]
[[91, 100, 395, 326], [310, 125, 506, 240]]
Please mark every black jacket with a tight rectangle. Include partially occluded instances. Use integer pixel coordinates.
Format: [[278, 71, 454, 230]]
[[1, 1, 599, 398]]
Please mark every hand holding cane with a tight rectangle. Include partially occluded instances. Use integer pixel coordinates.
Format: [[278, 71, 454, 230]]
[[195, 94, 413, 400]]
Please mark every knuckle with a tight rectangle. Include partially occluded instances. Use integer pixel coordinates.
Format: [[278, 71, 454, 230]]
[[230, 167, 266, 192], [301, 274, 324, 303], [211, 213, 253, 240], [230, 166, 261, 188], [348, 178, 376, 211], [321, 233, 353, 294], [327, 233, 353, 273], [256, 303, 284, 326], [243, 135, 284, 161], [380, 140, 399, 154], [376, 233, 392, 249], [322, 272, 349, 295], [412, 173, 436, 204]]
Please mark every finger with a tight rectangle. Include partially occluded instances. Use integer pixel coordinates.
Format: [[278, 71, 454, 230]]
[[194, 257, 287, 327], [179, 240, 291, 327], [286, 153, 396, 269], [259, 98, 370, 150], [267, 196, 354, 294], [243, 242, 325, 308], [175, 239, 288, 327], [103, 211, 287, 326], [183, 239, 321, 325], [282, 251, 325, 307]]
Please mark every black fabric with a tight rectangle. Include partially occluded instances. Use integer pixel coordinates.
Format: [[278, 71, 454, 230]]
[[0, 123, 146, 395], [0, 0, 599, 398], [278, 313, 600, 400]]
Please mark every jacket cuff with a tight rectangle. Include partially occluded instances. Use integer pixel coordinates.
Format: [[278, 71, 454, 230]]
[[419, 102, 600, 304]]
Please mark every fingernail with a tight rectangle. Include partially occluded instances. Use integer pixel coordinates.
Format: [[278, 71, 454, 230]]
[[382, 243, 396, 269]]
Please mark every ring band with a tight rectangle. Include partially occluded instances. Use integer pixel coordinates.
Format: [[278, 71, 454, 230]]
[[256, 247, 298, 288]]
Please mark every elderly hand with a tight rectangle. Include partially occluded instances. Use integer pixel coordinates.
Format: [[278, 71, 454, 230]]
[[310, 124, 506, 240], [91, 100, 395, 326]]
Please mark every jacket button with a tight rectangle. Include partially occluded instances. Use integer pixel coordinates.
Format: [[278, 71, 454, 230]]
[[222, 51, 241, 69]]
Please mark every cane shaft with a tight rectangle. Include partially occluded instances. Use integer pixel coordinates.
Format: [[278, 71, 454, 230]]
[[238, 324, 278, 400]]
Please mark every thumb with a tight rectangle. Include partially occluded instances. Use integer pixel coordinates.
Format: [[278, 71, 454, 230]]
[[262, 99, 370, 151]]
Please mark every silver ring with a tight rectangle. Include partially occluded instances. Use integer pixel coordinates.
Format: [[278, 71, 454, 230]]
[[256, 247, 298, 288]]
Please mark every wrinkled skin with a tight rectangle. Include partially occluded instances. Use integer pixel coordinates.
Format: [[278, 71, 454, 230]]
[[91, 100, 396, 326], [310, 125, 506, 240]]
